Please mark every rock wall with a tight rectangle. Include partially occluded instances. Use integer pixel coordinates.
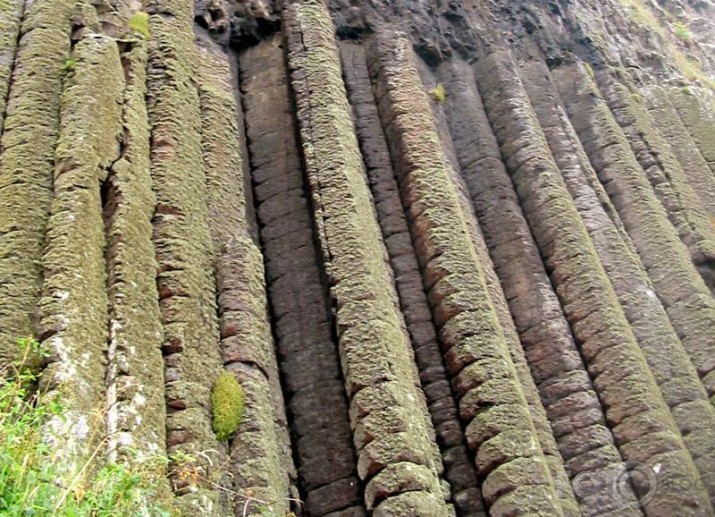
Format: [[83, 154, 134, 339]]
[[1, 0, 715, 515]]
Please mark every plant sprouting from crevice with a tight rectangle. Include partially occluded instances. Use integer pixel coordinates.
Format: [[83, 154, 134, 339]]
[[429, 83, 446, 103], [62, 57, 77, 74], [673, 22, 693, 42]]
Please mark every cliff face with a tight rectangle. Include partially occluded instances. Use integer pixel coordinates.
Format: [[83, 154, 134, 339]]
[[1, 0, 715, 515]]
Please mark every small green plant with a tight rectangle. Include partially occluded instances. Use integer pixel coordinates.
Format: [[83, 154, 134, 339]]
[[211, 372, 245, 441], [428, 83, 446, 103], [583, 62, 596, 81], [0, 337, 175, 516], [681, 86, 693, 96], [128, 12, 150, 39], [673, 22, 692, 42], [61, 58, 77, 74]]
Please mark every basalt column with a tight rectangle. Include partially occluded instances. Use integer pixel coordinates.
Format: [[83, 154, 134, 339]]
[[103, 35, 167, 468], [475, 51, 711, 516], [0, 0, 74, 366], [643, 86, 715, 219], [438, 57, 635, 516], [340, 40, 485, 517], [593, 70, 715, 291], [419, 58, 579, 517], [285, 2, 448, 515], [670, 88, 715, 178], [554, 63, 715, 405], [520, 59, 715, 508], [370, 33, 565, 517], [239, 34, 363, 516], [0, 0, 23, 134], [198, 39, 296, 514], [145, 1, 226, 512], [39, 33, 124, 472]]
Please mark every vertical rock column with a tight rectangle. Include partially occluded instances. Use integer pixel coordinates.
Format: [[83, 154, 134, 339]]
[[594, 71, 715, 290], [103, 38, 168, 468], [0, 0, 74, 366], [0, 0, 23, 134], [144, 0, 225, 512], [198, 41, 296, 514], [422, 62, 579, 517], [240, 35, 363, 516], [644, 85, 715, 218], [554, 63, 715, 404], [521, 60, 715, 507], [284, 2, 449, 515], [475, 51, 712, 516], [39, 34, 123, 469], [439, 58, 634, 516], [369, 34, 564, 516], [340, 41, 485, 517], [670, 88, 715, 178]]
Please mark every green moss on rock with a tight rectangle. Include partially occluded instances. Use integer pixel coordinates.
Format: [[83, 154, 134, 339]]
[[128, 12, 150, 39], [212, 372, 245, 441]]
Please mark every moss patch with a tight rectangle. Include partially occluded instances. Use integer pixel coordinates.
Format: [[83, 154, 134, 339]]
[[428, 83, 446, 103], [212, 372, 244, 442], [128, 12, 150, 39]]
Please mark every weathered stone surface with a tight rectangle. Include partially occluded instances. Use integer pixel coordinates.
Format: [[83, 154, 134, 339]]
[[555, 62, 715, 406], [145, 1, 225, 511], [2, 0, 715, 515], [240, 34, 359, 516], [285, 3, 447, 514], [341, 40, 484, 517], [671, 88, 715, 178], [594, 70, 715, 290], [103, 38, 167, 471], [199, 39, 296, 513], [0, 0, 74, 367], [476, 51, 711, 516], [369, 33, 563, 517], [522, 59, 715, 510], [0, 0, 23, 135], [644, 85, 715, 219], [40, 33, 123, 470], [440, 56, 632, 517]]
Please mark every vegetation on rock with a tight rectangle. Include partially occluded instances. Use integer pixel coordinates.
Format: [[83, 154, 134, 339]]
[[211, 372, 244, 441], [0, 339, 175, 516], [428, 83, 446, 103], [128, 12, 150, 39]]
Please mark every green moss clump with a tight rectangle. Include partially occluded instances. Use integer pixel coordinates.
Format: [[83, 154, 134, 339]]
[[428, 83, 446, 103], [128, 12, 150, 39], [673, 22, 692, 42], [211, 372, 244, 441], [61, 58, 77, 74]]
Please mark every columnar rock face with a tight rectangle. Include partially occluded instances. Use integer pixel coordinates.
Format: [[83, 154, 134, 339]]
[[1, 0, 715, 516]]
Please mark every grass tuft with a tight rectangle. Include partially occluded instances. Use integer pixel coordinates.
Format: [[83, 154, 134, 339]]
[[0, 338, 175, 516]]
